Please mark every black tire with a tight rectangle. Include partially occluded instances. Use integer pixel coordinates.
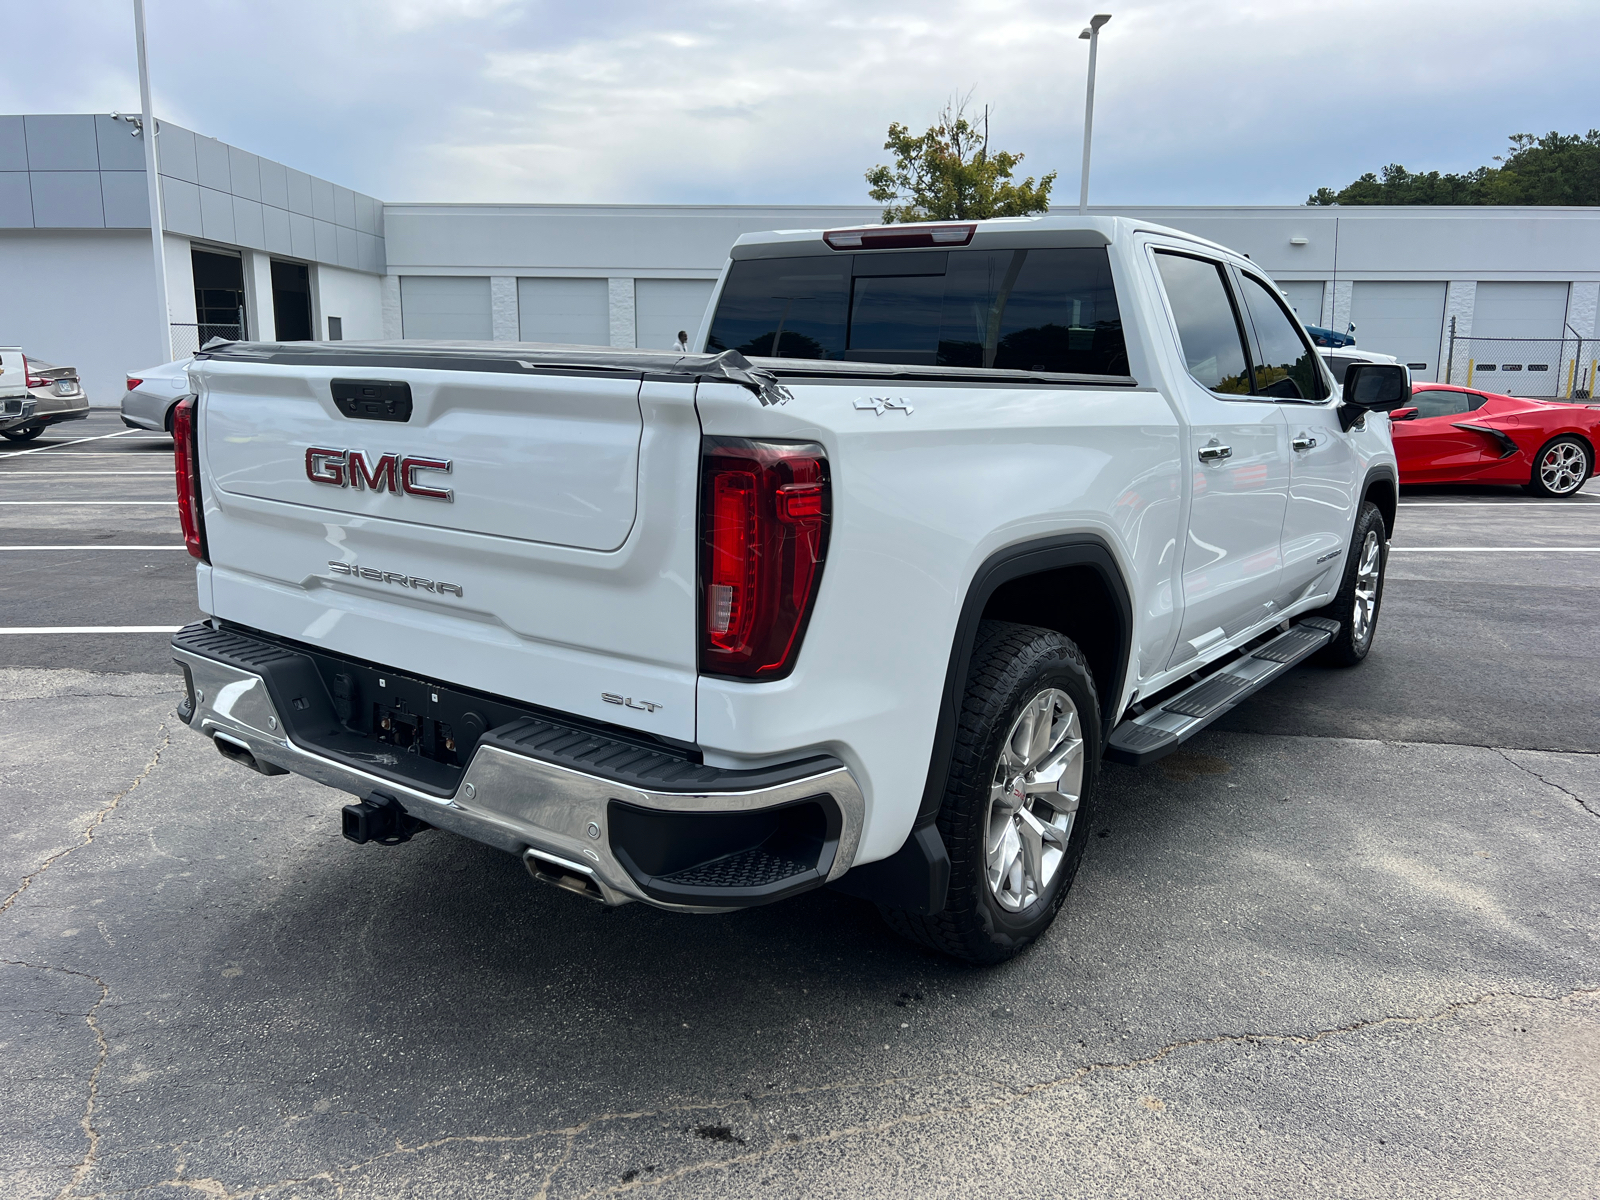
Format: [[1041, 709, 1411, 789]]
[[881, 621, 1101, 965], [1526, 435, 1592, 498], [1313, 500, 1387, 666], [1, 423, 44, 443]]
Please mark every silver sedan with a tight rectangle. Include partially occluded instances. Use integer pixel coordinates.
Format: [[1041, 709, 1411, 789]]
[[121, 357, 194, 433], [0, 360, 91, 443]]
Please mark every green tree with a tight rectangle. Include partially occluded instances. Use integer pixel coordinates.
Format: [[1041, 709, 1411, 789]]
[[866, 99, 1056, 223], [1308, 131, 1600, 206]]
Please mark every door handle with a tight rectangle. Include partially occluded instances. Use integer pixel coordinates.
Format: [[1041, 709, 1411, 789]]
[[1197, 443, 1232, 462], [1292, 434, 1318, 451]]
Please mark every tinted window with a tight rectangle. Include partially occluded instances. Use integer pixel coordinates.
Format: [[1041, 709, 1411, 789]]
[[1238, 274, 1327, 400], [706, 247, 1128, 375], [702, 256, 848, 359], [1409, 389, 1473, 419], [1326, 355, 1358, 385], [1153, 252, 1251, 395]]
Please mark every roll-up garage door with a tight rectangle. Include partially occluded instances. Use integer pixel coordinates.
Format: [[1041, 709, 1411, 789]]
[[399, 276, 492, 340], [1471, 282, 1569, 339], [518, 278, 610, 346], [635, 279, 716, 350], [1466, 282, 1572, 395], [1277, 280, 1326, 328], [1349, 281, 1447, 381]]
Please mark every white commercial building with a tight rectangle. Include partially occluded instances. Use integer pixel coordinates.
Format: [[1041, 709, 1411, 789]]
[[4, 113, 1599, 402]]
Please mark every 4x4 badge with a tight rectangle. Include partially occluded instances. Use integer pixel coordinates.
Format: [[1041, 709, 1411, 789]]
[[854, 396, 914, 415]]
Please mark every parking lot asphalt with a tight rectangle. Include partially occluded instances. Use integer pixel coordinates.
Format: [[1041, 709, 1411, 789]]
[[3, 409, 1597, 1198]]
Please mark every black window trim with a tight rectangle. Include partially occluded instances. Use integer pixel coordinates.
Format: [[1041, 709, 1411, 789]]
[[1150, 246, 1268, 404], [1231, 265, 1335, 406]]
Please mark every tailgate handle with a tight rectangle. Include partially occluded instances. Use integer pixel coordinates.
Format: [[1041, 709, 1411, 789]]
[[331, 379, 412, 423]]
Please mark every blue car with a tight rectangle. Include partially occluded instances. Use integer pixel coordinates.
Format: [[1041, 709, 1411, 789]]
[[1305, 324, 1356, 348]]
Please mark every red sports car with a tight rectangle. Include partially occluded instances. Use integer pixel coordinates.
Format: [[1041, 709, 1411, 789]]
[[1389, 383, 1600, 497]]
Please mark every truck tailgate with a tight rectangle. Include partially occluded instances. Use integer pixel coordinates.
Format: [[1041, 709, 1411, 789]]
[[193, 354, 702, 742]]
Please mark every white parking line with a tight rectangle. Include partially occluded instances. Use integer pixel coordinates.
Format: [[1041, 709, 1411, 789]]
[[0, 545, 186, 550], [0, 500, 174, 506], [0, 626, 183, 634], [1389, 546, 1600, 552], [0, 429, 140, 458], [1400, 501, 1600, 507]]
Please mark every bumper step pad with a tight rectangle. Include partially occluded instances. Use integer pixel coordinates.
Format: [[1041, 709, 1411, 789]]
[[1105, 617, 1339, 766]]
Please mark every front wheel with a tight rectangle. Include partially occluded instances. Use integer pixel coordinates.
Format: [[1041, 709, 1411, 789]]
[[880, 621, 1101, 965], [1313, 500, 1387, 666], [1527, 436, 1592, 498], [1, 423, 44, 443]]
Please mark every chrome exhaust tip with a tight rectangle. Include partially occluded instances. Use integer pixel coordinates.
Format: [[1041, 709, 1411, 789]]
[[523, 848, 609, 903], [212, 732, 288, 776]]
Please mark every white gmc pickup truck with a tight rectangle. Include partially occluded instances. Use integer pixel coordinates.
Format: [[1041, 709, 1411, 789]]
[[172, 216, 1409, 963]]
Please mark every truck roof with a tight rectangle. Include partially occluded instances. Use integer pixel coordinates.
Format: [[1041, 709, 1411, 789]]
[[729, 214, 1240, 261]]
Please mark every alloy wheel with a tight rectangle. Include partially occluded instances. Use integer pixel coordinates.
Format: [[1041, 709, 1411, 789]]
[[1540, 442, 1588, 495], [985, 688, 1084, 912], [1351, 529, 1382, 645]]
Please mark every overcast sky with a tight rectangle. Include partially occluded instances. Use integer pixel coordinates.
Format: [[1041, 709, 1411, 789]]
[[3, 0, 1593, 208]]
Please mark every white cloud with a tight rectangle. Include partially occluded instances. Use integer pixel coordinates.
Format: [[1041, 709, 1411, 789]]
[[1, 0, 1593, 206]]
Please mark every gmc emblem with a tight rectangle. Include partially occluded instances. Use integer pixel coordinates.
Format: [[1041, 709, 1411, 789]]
[[305, 448, 453, 502]]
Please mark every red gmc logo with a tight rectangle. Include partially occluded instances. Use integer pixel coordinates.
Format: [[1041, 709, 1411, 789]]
[[305, 448, 453, 502]]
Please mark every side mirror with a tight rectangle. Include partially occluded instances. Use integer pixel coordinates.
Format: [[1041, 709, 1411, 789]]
[[1389, 406, 1417, 422], [1339, 362, 1411, 431]]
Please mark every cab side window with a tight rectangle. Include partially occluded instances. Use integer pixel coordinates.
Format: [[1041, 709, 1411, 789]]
[[1410, 389, 1473, 419], [1153, 251, 1252, 395], [1326, 356, 1358, 386], [1237, 274, 1328, 401]]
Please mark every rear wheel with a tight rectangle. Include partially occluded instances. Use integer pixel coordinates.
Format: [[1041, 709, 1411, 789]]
[[1, 423, 44, 443], [880, 621, 1100, 965], [1527, 436, 1591, 497], [1313, 500, 1387, 667]]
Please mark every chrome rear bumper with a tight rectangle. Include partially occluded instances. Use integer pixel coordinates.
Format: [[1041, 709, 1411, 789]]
[[173, 640, 864, 912]]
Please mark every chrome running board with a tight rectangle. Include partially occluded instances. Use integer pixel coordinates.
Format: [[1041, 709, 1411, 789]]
[[1105, 617, 1339, 766]]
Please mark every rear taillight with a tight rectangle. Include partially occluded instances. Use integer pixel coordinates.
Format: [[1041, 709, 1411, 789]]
[[126, 378, 142, 390], [172, 396, 208, 561], [700, 438, 829, 679]]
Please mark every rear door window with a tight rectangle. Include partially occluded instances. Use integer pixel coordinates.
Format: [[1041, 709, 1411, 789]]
[[1152, 251, 1252, 395], [1236, 273, 1328, 401], [706, 247, 1128, 376]]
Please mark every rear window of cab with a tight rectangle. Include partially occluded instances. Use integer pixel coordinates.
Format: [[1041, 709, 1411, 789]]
[[706, 247, 1129, 376]]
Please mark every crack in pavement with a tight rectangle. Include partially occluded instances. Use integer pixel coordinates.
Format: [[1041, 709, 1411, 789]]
[[50, 983, 1600, 1200], [1, 960, 111, 1200], [0, 722, 170, 918], [1495, 748, 1600, 819], [1204, 728, 1600, 758]]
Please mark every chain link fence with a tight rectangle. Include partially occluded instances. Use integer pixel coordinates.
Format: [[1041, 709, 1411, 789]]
[[169, 322, 244, 360], [1443, 332, 1597, 399]]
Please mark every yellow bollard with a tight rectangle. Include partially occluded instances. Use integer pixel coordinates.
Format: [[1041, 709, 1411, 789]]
[[1467, 358, 1474, 386], [1569, 359, 1578, 398]]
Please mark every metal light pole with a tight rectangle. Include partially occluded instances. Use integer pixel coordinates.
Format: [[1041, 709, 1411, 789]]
[[1078, 13, 1112, 215], [133, 0, 172, 361]]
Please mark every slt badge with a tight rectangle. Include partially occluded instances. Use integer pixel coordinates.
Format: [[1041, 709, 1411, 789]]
[[602, 693, 662, 713], [854, 396, 914, 416]]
